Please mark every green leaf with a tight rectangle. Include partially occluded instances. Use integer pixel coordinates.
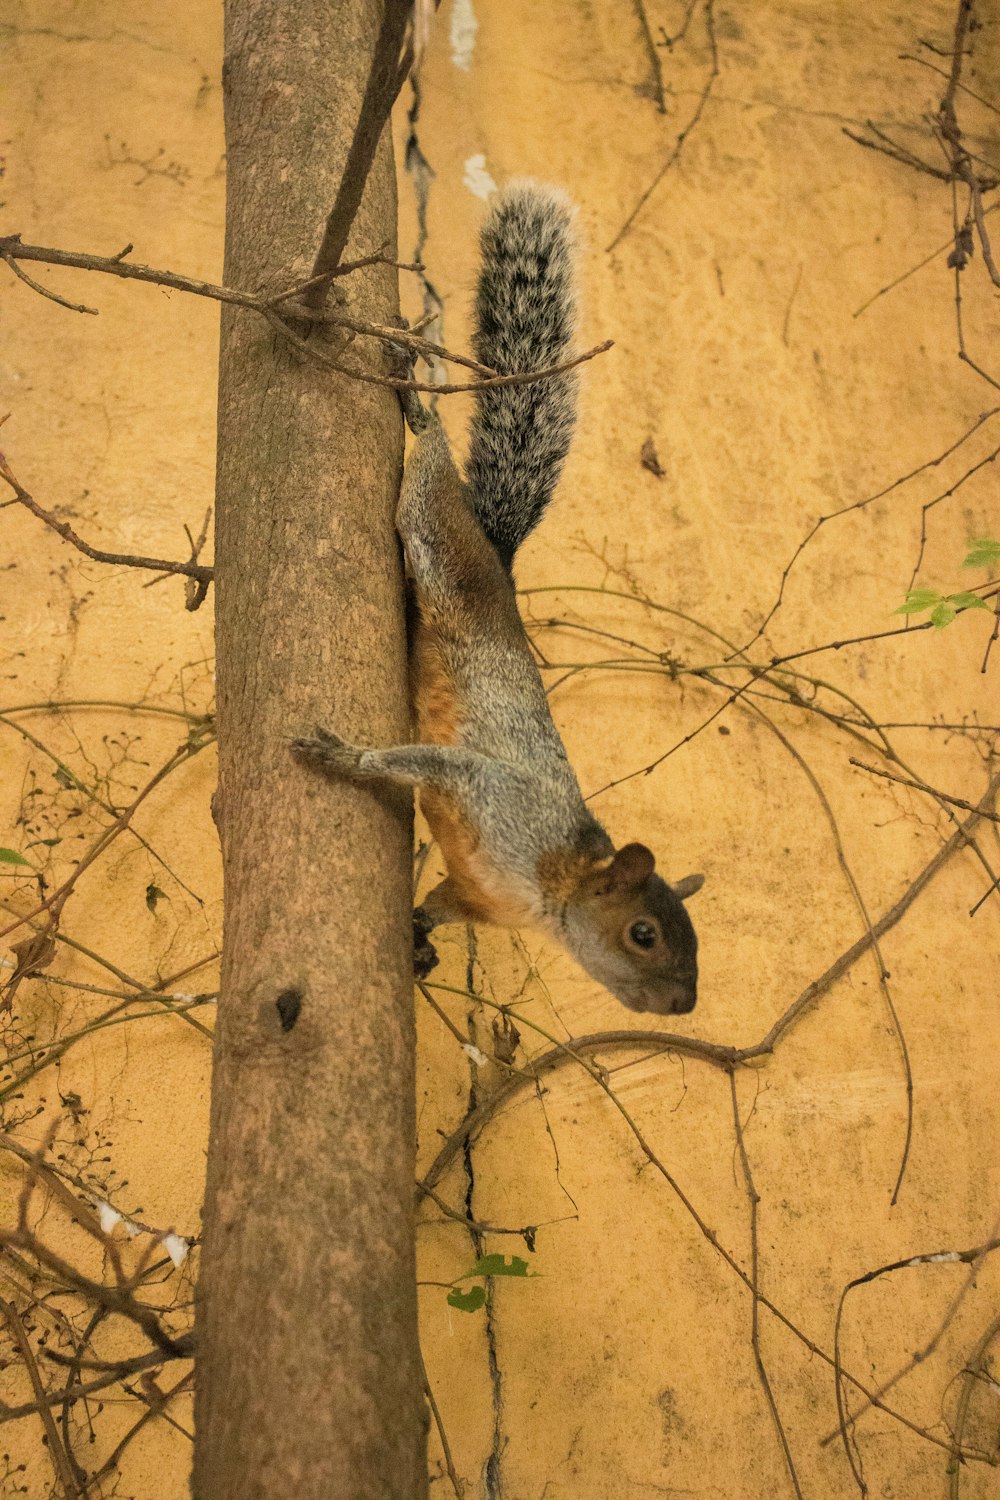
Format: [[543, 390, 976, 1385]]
[[930, 602, 957, 629], [893, 588, 942, 616], [963, 538, 1000, 569], [447, 1285, 486, 1313], [467, 1254, 532, 1279], [945, 591, 991, 611], [0, 847, 31, 867]]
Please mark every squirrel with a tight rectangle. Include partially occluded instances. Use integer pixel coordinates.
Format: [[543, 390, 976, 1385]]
[[294, 181, 704, 1016]]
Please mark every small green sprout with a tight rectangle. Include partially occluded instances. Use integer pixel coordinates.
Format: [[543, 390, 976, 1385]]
[[963, 537, 1000, 570], [445, 1253, 536, 1314], [0, 848, 32, 868], [893, 537, 998, 628]]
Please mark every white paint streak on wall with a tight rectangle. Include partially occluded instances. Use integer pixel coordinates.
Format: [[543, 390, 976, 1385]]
[[162, 1231, 190, 1267], [449, 0, 478, 71], [463, 153, 496, 201], [97, 1200, 123, 1235]]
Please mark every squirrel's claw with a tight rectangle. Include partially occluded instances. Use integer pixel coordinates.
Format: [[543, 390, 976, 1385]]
[[413, 906, 439, 979], [291, 727, 361, 776], [311, 725, 346, 748]]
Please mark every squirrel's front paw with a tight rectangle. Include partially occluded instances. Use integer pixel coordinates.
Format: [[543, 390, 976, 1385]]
[[413, 906, 439, 980], [291, 726, 363, 777]]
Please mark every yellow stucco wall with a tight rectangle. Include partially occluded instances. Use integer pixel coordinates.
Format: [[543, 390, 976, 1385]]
[[2, 3, 999, 1497]]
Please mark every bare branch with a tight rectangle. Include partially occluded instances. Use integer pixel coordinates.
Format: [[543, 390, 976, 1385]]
[[948, 1314, 1000, 1498], [607, 0, 718, 253], [284, 303, 498, 378], [842, 123, 953, 181], [0, 232, 260, 307], [420, 1346, 465, 1499], [831, 1223, 1000, 1485], [729, 1074, 804, 1499], [737, 411, 1000, 654], [849, 758, 1000, 822], [632, 0, 668, 113], [0, 453, 214, 599], [0, 233, 611, 393], [0, 1348, 187, 1421], [266, 304, 613, 394], [266, 250, 424, 304], [417, 987, 990, 1465], [303, 0, 414, 305], [0, 250, 97, 314], [0, 727, 214, 943], [0, 1297, 87, 1499]]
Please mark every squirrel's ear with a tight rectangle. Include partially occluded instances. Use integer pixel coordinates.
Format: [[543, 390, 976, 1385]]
[[609, 843, 656, 892], [672, 873, 705, 902]]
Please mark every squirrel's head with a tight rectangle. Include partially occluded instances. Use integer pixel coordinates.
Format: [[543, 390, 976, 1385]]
[[562, 843, 703, 1016]]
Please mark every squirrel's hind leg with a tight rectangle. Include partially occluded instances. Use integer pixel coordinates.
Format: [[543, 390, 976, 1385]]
[[398, 421, 513, 621], [412, 906, 439, 979], [417, 876, 474, 928], [412, 877, 473, 980]]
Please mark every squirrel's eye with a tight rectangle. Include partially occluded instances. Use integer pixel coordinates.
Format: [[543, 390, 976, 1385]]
[[629, 921, 657, 949]]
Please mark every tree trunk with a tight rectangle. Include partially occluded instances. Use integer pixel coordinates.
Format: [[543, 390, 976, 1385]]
[[192, 4, 426, 1497]]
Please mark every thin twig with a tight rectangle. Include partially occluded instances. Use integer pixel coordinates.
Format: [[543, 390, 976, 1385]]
[[729, 1073, 804, 1499], [0, 234, 608, 393], [303, 0, 413, 305], [284, 304, 498, 378], [905, 442, 1000, 592], [418, 1181, 563, 1245], [266, 250, 424, 303], [0, 728, 214, 942], [0, 1217, 188, 1356], [93, 1368, 193, 1481], [0, 453, 213, 595], [902, 49, 1000, 119], [633, 0, 668, 113], [607, 0, 718, 252], [0, 1351, 184, 1422], [949, 1313, 1000, 1499], [267, 303, 613, 394], [0, 251, 97, 314], [827, 1224, 1000, 1448], [842, 124, 952, 182], [0, 1296, 87, 1499], [420, 1346, 465, 1498], [756, 768, 1000, 1053], [849, 758, 1000, 822], [737, 411, 1000, 656], [417, 988, 990, 1464], [739, 699, 914, 1204]]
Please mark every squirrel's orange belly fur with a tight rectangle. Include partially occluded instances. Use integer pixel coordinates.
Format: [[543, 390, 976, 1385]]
[[413, 632, 462, 747], [422, 789, 540, 927], [415, 633, 541, 927]]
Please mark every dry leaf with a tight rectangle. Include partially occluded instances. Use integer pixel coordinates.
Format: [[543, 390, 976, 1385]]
[[640, 437, 666, 479]]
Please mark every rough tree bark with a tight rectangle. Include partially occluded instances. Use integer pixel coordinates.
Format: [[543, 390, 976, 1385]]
[[192, 4, 426, 1497]]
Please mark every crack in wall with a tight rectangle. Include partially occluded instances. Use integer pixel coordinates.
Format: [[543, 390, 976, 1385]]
[[403, 74, 445, 400], [461, 932, 506, 1499], [405, 75, 505, 1486]]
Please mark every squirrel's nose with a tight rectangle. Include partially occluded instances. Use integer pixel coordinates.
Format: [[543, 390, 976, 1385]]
[[672, 968, 698, 1013]]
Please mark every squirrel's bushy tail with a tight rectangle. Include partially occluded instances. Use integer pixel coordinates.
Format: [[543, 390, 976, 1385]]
[[465, 181, 577, 570]]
